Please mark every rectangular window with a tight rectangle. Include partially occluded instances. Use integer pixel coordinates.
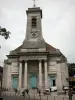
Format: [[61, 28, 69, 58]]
[[48, 75, 56, 87], [53, 80, 56, 86], [32, 17, 37, 28]]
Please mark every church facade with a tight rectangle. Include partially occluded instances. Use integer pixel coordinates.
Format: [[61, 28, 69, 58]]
[[3, 7, 68, 91]]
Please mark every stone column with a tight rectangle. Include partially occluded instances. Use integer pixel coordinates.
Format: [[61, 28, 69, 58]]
[[24, 61, 27, 89], [18, 62, 22, 89], [44, 60, 48, 89], [39, 60, 42, 89], [6, 63, 11, 89]]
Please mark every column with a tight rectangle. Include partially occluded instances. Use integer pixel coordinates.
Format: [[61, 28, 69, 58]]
[[18, 62, 22, 89], [6, 64, 11, 89], [39, 60, 42, 89], [57, 63, 62, 90], [24, 60, 27, 89], [44, 60, 48, 89]]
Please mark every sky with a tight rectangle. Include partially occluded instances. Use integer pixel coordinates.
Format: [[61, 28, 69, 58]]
[[0, 0, 75, 66]]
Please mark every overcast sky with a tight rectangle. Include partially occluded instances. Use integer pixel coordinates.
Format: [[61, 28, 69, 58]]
[[0, 0, 75, 66]]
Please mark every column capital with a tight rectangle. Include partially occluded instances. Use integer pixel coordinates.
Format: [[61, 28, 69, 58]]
[[25, 60, 28, 62], [18, 60, 28, 63], [44, 59, 47, 62], [18, 60, 22, 63], [39, 60, 42, 62]]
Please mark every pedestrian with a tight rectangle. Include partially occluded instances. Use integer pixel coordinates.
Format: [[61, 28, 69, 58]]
[[26, 89, 29, 94], [22, 90, 25, 97]]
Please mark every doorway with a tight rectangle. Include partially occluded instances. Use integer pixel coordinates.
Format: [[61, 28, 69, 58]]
[[12, 76, 18, 89], [30, 73, 37, 88]]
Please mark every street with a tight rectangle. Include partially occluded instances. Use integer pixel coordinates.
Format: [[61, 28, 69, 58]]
[[1, 91, 75, 100]]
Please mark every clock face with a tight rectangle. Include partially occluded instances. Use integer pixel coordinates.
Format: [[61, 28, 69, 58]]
[[32, 33, 37, 37], [31, 31, 38, 38]]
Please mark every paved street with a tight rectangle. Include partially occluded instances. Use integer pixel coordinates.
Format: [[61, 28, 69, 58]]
[[1, 91, 75, 100], [0, 95, 70, 100]]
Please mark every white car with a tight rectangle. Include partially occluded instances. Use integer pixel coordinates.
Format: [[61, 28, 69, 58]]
[[50, 86, 57, 92], [43, 89, 50, 95]]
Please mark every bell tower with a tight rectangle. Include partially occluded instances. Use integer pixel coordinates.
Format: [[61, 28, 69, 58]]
[[22, 7, 46, 49]]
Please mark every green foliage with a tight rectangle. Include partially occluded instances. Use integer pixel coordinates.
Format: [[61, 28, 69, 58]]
[[0, 27, 11, 39]]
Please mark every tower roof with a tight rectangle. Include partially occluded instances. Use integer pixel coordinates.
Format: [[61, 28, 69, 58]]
[[26, 7, 42, 18]]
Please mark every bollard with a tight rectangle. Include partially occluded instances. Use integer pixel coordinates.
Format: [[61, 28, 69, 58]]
[[47, 95, 48, 100], [39, 94, 41, 100], [34, 93, 35, 100], [54, 96, 55, 100]]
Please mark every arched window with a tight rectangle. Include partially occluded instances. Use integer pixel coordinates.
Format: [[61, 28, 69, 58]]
[[32, 17, 37, 28]]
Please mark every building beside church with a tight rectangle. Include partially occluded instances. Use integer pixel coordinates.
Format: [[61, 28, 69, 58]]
[[3, 6, 68, 91], [68, 63, 75, 91]]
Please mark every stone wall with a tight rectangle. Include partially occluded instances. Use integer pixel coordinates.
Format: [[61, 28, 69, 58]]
[[47, 56, 68, 90], [3, 63, 11, 89], [60, 63, 69, 87], [3, 56, 68, 90]]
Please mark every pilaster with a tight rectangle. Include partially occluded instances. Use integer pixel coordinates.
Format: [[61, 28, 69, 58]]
[[18, 62, 22, 89], [24, 60, 28, 89], [44, 60, 48, 89], [39, 60, 42, 89]]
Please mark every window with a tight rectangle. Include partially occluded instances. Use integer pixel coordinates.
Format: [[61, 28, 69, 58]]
[[48, 75, 56, 87], [32, 17, 37, 28], [53, 80, 56, 86]]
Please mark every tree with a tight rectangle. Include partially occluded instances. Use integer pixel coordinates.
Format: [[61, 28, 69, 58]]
[[0, 26, 11, 39]]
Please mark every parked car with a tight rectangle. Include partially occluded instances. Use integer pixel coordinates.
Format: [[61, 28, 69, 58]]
[[50, 86, 57, 92], [43, 89, 50, 95]]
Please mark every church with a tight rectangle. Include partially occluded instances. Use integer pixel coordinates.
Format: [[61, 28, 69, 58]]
[[3, 5, 68, 91]]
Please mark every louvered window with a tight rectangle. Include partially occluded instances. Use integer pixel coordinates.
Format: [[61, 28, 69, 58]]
[[32, 17, 37, 28]]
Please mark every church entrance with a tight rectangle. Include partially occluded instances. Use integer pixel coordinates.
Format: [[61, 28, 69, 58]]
[[12, 76, 18, 89], [30, 73, 37, 88]]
